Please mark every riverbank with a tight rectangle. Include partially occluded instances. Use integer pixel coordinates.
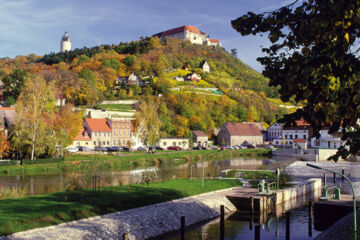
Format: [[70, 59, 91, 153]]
[[0, 149, 271, 177], [0, 179, 242, 236]]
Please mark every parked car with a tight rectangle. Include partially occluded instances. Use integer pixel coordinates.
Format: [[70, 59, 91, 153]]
[[107, 146, 120, 152], [94, 146, 108, 152], [137, 146, 147, 151], [247, 145, 255, 149], [220, 146, 227, 151], [192, 146, 201, 150], [211, 146, 220, 150], [78, 146, 91, 151], [121, 146, 130, 152], [66, 147, 78, 153], [226, 146, 234, 149], [155, 146, 164, 151], [167, 146, 181, 151]]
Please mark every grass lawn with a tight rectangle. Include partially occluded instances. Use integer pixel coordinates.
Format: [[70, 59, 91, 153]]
[[97, 104, 134, 112], [0, 179, 242, 235]]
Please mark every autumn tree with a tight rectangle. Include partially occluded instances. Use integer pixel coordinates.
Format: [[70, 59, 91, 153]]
[[0, 130, 10, 159], [135, 97, 162, 146], [12, 75, 56, 160], [231, 1, 360, 160]]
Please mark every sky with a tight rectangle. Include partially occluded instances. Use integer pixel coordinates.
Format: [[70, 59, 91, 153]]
[[0, 0, 293, 72]]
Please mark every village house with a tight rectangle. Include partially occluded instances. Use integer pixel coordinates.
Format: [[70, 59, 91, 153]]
[[118, 73, 145, 86], [185, 72, 201, 82], [217, 122, 263, 146], [193, 130, 209, 147], [107, 118, 134, 147], [271, 119, 311, 147], [84, 118, 112, 147], [69, 128, 93, 149], [200, 60, 210, 72], [153, 25, 222, 47], [0, 107, 15, 137], [311, 129, 345, 149], [158, 137, 189, 150], [268, 122, 284, 141], [292, 139, 307, 149]]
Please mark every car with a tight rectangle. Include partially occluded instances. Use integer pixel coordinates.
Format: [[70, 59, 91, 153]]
[[226, 146, 234, 149], [107, 146, 120, 152], [121, 146, 130, 152], [155, 146, 164, 151], [247, 145, 255, 149], [211, 146, 220, 150], [94, 146, 108, 152], [192, 146, 201, 150], [137, 146, 147, 151], [78, 146, 91, 151], [220, 146, 227, 151], [66, 147, 78, 153], [167, 146, 181, 151]]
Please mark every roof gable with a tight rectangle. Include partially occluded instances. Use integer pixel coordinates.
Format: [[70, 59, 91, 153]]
[[193, 130, 207, 137], [161, 25, 201, 37], [85, 118, 111, 132]]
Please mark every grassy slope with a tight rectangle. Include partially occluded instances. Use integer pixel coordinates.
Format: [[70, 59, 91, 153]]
[[0, 179, 241, 235]]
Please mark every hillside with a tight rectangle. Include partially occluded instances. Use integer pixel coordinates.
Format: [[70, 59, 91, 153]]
[[0, 37, 288, 139]]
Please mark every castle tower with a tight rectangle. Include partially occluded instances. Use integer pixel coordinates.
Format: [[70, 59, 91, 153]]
[[60, 32, 71, 52]]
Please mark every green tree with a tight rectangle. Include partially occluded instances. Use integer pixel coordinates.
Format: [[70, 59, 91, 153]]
[[1, 69, 27, 102], [231, 1, 360, 160]]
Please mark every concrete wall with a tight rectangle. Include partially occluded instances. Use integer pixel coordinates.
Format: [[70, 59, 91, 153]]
[[272, 149, 340, 161], [100, 100, 139, 105]]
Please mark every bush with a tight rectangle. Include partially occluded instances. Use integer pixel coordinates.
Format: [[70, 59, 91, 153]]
[[0, 161, 19, 166]]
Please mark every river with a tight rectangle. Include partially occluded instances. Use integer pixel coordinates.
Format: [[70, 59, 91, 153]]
[[0, 157, 288, 195]]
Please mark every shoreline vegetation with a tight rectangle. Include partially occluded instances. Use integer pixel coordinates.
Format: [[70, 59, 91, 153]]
[[0, 149, 271, 177], [0, 179, 242, 236]]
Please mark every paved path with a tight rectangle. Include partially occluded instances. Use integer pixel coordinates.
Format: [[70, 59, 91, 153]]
[[0, 187, 240, 240], [285, 161, 360, 195]]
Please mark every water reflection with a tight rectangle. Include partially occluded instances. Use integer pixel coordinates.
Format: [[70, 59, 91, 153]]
[[0, 158, 276, 195]]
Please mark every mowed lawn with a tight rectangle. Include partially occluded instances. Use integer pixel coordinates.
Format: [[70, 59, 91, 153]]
[[0, 179, 242, 235]]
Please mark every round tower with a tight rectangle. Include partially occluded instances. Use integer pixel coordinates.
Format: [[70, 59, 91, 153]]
[[60, 32, 71, 52]]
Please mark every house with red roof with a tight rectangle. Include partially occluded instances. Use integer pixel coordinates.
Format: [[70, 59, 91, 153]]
[[193, 130, 209, 147], [68, 128, 93, 149], [84, 118, 111, 147], [153, 25, 221, 47], [217, 122, 263, 146]]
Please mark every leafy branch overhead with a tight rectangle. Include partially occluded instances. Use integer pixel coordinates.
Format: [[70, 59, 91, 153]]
[[231, 0, 360, 160]]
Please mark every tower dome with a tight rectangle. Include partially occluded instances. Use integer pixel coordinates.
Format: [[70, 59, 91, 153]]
[[60, 32, 71, 52]]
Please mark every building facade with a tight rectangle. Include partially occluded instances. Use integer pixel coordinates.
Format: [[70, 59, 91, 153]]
[[217, 122, 263, 146], [193, 131, 209, 147], [84, 118, 112, 147], [311, 130, 345, 149], [268, 122, 284, 141], [69, 128, 93, 149], [158, 138, 189, 150], [107, 119, 134, 147], [200, 60, 210, 72]]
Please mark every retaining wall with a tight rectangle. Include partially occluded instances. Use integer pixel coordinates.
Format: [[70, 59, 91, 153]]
[[0, 187, 238, 240]]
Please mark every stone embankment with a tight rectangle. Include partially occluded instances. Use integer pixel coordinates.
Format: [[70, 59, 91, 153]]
[[0, 187, 238, 240]]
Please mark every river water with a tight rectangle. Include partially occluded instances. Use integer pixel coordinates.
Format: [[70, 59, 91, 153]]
[[0, 157, 287, 195]]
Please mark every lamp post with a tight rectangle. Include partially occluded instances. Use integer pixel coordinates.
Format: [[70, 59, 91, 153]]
[[306, 163, 357, 240]]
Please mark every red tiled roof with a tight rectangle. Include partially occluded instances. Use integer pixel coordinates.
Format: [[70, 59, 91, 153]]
[[294, 139, 306, 143], [0, 107, 15, 111], [74, 128, 91, 141], [193, 130, 207, 137], [161, 25, 201, 37], [85, 118, 111, 132], [209, 39, 220, 43], [223, 122, 262, 136]]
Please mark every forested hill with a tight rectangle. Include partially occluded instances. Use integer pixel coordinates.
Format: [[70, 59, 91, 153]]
[[0, 37, 287, 138]]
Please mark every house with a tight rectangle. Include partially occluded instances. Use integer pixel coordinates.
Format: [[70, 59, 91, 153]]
[[268, 122, 284, 141], [153, 25, 222, 47], [185, 72, 201, 82], [173, 76, 184, 82], [0, 107, 15, 137], [158, 138, 189, 150], [68, 128, 93, 149], [118, 73, 145, 86], [311, 129, 345, 149], [107, 118, 134, 147], [292, 139, 307, 149], [200, 60, 210, 73], [217, 122, 263, 146], [84, 118, 112, 147], [193, 131, 209, 147]]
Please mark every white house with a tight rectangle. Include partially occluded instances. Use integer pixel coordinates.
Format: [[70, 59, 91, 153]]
[[268, 122, 284, 141], [158, 138, 189, 150], [200, 60, 210, 72], [185, 72, 201, 82], [311, 129, 345, 149], [118, 74, 145, 86]]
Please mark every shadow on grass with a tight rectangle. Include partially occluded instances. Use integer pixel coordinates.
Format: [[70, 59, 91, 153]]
[[0, 186, 186, 236]]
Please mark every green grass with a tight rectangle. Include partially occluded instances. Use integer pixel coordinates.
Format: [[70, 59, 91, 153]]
[[0, 149, 271, 177], [97, 104, 134, 112], [0, 179, 242, 235]]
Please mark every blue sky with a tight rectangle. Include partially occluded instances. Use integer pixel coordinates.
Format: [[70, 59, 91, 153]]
[[0, 0, 293, 71]]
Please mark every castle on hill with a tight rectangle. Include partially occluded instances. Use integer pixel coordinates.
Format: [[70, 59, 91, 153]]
[[153, 25, 221, 47]]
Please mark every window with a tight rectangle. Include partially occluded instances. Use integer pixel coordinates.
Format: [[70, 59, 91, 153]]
[[113, 140, 115, 145], [94, 132, 97, 137], [107, 141, 109, 145], [173, 142, 176, 146], [114, 131, 116, 136], [290, 135, 293, 139], [118, 140, 120, 145], [123, 140, 125, 146], [304, 135, 306, 139], [163, 142, 167, 146], [118, 130, 120, 136], [328, 142, 330, 148], [295, 134, 298, 139], [103, 141, 105, 145], [128, 131, 130, 136], [86, 142, 88, 145], [103, 132, 106, 137], [285, 135, 288, 139], [93, 141, 96, 145], [123, 130, 125, 136]]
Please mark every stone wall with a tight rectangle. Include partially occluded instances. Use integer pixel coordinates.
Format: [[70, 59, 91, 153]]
[[1, 187, 238, 240]]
